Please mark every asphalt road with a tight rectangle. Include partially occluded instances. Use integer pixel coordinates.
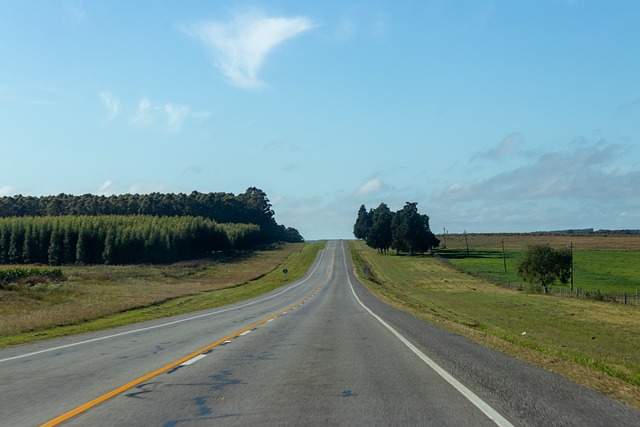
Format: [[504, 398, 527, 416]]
[[1, 241, 639, 426]]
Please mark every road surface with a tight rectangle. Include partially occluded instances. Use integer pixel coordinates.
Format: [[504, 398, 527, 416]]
[[1, 241, 639, 426]]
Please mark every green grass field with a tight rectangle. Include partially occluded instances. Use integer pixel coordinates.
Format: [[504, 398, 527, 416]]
[[439, 248, 640, 295], [349, 239, 640, 409]]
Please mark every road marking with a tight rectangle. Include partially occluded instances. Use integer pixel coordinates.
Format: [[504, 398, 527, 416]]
[[40, 280, 325, 426], [238, 330, 252, 336], [1, 248, 328, 364], [180, 354, 207, 366], [341, 244, 514, 427]]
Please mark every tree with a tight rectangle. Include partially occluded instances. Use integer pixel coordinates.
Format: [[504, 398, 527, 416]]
[[413, 214, 440, 254], [353, 205, 372, 239], [366, 203, 393, 253], [391, 202, 423, 254], [517, 245, 572, 293]]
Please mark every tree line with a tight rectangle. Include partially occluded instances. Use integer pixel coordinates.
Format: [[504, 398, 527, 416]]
[[0, 215, 261, 265], [354, 202, 440, 254], [0, 187, 303, 244]]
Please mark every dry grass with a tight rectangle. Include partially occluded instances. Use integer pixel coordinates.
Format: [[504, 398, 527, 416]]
[[0, 243, 305, 338]]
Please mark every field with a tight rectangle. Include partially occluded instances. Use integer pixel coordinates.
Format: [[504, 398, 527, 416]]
[[349, 238, 640, 409], [439, 233, 640, 297], [0, 242, 323, 347]]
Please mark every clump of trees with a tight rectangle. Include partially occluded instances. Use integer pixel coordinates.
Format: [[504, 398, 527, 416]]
[[517, 245, 572, 293], [0, 187, 303, 244], [354, 202, 439, 254], [0, 216, 261, 265]]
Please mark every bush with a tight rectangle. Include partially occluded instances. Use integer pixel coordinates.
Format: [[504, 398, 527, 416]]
[[0, 267, 64, 288]]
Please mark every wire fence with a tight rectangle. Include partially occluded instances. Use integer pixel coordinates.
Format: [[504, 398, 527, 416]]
[[437, 256, 640, 307]]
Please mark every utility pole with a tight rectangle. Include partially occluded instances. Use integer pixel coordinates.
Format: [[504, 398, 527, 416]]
[[570, 240, 574, 291], [502, 238, 507, 273], [464, 229, 469, 257], [443, 227, 447, 248]]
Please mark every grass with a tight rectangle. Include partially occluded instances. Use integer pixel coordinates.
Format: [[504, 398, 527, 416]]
[[0, 242, 324, 347], [437, 233, 640, 295], [349, 239, 640, 410]]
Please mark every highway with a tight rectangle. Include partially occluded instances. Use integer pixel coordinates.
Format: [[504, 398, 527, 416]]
[[1, 241, 639, 426]]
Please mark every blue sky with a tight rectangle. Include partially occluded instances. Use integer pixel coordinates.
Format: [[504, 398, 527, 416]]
[[1, 1, 639, 240]]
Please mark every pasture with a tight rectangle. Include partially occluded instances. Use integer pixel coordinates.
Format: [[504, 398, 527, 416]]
[[439, 233, 640, 296]]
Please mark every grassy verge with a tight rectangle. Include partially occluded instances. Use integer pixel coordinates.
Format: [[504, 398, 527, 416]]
[[0, 242, 324, 347], [349, 240, 640, 409]]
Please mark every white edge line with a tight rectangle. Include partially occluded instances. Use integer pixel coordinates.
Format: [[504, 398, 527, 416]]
[[342, 243, 514, 427], [0, 248, 327, 364], [181, 354, 207, 366]]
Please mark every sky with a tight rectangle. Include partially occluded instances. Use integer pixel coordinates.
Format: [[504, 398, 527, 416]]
[[1, 1, 639, 240]]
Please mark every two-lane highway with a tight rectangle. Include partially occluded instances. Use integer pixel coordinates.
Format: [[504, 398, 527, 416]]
[[1, 241, 639, 426]]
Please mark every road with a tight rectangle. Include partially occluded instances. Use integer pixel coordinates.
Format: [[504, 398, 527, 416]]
[[1, 241, 639, 426]]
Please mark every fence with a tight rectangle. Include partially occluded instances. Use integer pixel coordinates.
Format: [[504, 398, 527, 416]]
[[547, 286, 640, 306], [436, 256, 640, 307]]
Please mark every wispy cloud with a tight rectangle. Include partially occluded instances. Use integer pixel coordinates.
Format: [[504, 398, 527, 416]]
[[96, 179, 167, 195], [123, 97, 202, 133], [0, 185, 14, 196], [130, 98, 190, 133], [96, 180, 113, 195], [436, 140, 639, 203], [186, 11, 316, 89], [130, 97, 154, 128], [355, 178, 383, 197], [64, 0, 87, 23], [472, 132, 525, 161], [98, 91, 120, 120], [164, 103, 190, 133]]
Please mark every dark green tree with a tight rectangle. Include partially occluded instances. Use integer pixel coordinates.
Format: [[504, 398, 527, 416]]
[[391, 202, 423, 254], [413, 214, 440, 254], [48, 224, 63, 266], [517, 245, 572, 293], [353, 205, 372, 240], [366, 203, 393, 253]]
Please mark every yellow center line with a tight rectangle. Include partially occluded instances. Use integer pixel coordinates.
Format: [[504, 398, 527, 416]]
[[41, 280, 326, 427]]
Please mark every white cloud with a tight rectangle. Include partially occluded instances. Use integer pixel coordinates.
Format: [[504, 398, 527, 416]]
[[0, 185, 14, 196], [126, 98, 205, 134], [355, 178, 382, 197], [473, 132, 525, 161], [97, 180, 113, 195], [64, 0, 87, 23], [187, 11, 316, 89], [98, 91, 120, 120], [130, 97, 153, 128], [435, 139, 640, 203], [164, 103, 190, 133]]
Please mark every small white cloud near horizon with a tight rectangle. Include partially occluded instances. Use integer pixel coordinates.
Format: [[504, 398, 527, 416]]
[[186, 11, 316, 89], [98, 91, 120, 120], [356, 178, 382, 197], [97, 180, 114, 195], [0, 185, 14, 196]]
